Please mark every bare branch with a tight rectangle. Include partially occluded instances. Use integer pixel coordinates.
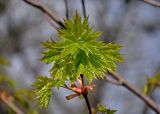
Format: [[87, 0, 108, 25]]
[[157, 82, 160, 86], [104, 76, 122, 85], [107, 71, 160, 114], [81, 74, 92, 114], [81, 0, 87, 18], [83, 93, 92, 114], [44, 14, 59, 29], [23, 0, 65, 28], [64, 0, 69, 19], [141, 0, 160, 7], [0, 90, 24, 114]]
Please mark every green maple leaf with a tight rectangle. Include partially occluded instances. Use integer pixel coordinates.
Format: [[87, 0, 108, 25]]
[[41, 12, 123, 83], [34, 12, 123, 108]]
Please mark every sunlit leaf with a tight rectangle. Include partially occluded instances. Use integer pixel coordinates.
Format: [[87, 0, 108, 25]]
[[143, 74, 160, 94], [97, 104, 117, 114], [35, 12, 123, 108], [32, 76, 64, 108], [41, 12, 123, 83]]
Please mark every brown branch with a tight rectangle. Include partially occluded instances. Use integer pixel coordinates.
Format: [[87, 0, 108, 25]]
[[0, 90, 24, 114], [22, 0, 65, 28], [107, 70, 160, 114], [157, 82, 160, 86], [83, 93, 92, 114], [81, 0, 87, 18], [80, 74, 92, 114], [80, 74, 84, 86], [141, 0, 160, 7], [64, 0, 69, 19], [104, 76, 122, 85], [44, 13, 59, 29]]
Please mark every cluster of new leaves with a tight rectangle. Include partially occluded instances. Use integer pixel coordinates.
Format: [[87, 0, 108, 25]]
[[41, 12, 122, 83], [143, 73, 160, 94], [96, 104, 116, 114], [33, 12, 122, 108]]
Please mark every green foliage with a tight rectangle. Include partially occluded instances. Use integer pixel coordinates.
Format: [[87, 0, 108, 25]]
[[143, 73, 160, 94], [34, 12, 123, 108], [41, 12, 122, 83], [96, 104, 116, 114], [32, 76, 63, 108]]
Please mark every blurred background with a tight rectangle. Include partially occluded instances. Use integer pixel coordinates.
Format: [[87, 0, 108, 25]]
[[0, 0, 160, 114]]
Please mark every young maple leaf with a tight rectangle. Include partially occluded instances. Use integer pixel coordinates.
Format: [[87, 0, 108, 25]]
[[33, 12, 123, 108], [41, 12, 123, 83]]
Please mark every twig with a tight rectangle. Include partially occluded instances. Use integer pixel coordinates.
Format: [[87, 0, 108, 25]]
[[0, 90, 24, 114], [80, 74, 84, 86], [141, 0, 160, 7], [104, 76, 122, 85], [22, 0, 65, 28], [157, 82, 160, 86], [107, 70, 160, 114], [80, 74, 92, 114], [64, 0, 69, 19], [44, 14, 59, 29], [83, 93, 92, 114], [63, 75, 92, 114], [81, 0, 87, 18]]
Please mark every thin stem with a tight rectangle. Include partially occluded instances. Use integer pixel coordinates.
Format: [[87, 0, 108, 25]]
[[83, 93, 92, 114], [23, 0, 66, 29], [64, 0, 69, 19], [0, 91, 24, 114], [104, 76, 122, 85], [81, 0, 87, 18], [80, 74, 92, 114], [3, 99, 24, 114], [80, 74, 84, 86], [62, 84, 72, 90], [140, 0, 160, 7], [157, 82, 160, 86], [107, 71, 160, 114]]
